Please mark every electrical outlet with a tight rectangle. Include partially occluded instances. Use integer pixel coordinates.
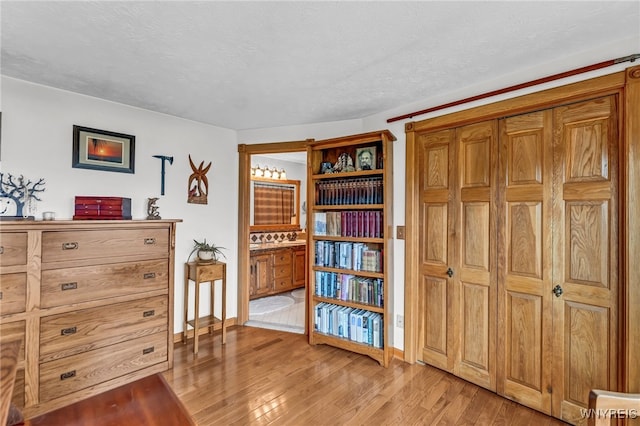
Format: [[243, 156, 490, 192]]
[[396, 314, 404, 328], [397, 226, 406, 240]]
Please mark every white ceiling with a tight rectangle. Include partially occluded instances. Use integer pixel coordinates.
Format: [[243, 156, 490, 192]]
[[1, 1, 639, 131]]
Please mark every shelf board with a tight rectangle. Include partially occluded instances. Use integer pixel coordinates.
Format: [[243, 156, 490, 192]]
[[311, 331, 388, 367], [312, 296, 384, 313], [187, 315, 222, 330]]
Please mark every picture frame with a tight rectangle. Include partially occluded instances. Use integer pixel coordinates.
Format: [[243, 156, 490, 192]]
[[72, 125, 135, 174], [355, 146, 376, 171]]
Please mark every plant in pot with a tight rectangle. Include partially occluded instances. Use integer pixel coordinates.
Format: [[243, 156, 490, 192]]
[[189, 239, 226, 263]]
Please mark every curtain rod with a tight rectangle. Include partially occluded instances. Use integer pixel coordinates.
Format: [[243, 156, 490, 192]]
[[387, 53, 640, 124]]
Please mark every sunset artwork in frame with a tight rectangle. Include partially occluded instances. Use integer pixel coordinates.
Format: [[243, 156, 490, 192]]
[[72, 125, 135, 173]]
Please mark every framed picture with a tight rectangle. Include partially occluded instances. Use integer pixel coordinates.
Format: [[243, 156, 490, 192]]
[[72, 125, 135, 173], [355, 146, 376, 171]]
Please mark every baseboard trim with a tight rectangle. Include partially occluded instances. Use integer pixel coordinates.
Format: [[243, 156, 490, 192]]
[[393, 347, 405, 362]]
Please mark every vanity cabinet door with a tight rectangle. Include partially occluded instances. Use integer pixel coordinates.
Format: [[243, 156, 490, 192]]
[[249, 253, 272, 298], [292, 246, 306, 288]]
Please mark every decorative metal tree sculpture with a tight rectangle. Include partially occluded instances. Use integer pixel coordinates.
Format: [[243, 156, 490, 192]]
[[0, 172, 46, 218], [187, 155, 211, 205]]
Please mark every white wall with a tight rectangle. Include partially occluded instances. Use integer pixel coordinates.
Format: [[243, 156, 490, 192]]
[[0, 77, 238, 334]]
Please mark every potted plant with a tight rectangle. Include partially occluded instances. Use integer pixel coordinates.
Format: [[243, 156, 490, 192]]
[[189, 239, 226, 263]]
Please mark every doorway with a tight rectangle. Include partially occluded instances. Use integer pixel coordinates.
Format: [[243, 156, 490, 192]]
[[237, 140, 312, 333]]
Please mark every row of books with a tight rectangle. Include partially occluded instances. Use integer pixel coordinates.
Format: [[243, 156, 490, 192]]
[[314, 302, 383, 348], [314, 211, 384, 238], [315, 272, 384, 307], [315, 177, 383, 206], [315, 241, 382, 272]]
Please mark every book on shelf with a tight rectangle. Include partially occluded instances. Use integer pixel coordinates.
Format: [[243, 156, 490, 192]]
[[314, 302, 383, 347], [314, 241, 382, 273], [315, 211, 384, 239], [313, 270, 384, 307], [315, 177, 384, 206], [314, 212, 327, 235]]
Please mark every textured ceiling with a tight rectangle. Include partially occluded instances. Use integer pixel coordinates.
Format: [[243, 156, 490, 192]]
[[1, 1, 639, 131]]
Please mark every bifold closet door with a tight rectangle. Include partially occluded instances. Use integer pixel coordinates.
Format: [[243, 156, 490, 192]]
[[497, 96, 619, 423], [551, 96, 618, 423], [497, 110, 554, 414], [418, 121, 497, 391]]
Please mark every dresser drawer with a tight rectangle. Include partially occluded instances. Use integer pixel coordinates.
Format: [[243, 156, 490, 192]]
[[0, 320, 25, 362], [40, 296, 168, 362], [0, 232, 28, 267], [41, 228, 169, 263], [0, 273, 27, 315], [272, 250, 292, 266], [39, 332, 167, 402], [41, 260, 168, 308]]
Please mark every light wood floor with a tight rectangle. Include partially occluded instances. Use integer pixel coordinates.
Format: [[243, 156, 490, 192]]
[[163, 326, 567, 425]]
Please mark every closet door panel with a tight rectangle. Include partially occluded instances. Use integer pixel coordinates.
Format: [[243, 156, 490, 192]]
[[418, 130, 457, 371], [455, 122, 497, 391], [552, 96, 618, 424], [498, 110, 553, 413]]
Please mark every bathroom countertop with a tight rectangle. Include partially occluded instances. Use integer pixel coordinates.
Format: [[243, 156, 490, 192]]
[[249, 240, 306, 251]]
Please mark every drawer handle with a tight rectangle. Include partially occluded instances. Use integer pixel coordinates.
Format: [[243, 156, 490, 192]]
[[61, 326, 77, 336], [143, 272, 156, 279], [0, 291, 3, 300], [142, 346, 155, 355], [60, 370, 76, 380], [143, 310, 155, 318], [61, 282, 78, 291], [0, 246, 4, 255], [62, 242, 78, 250], [144, 238, 156, 245]]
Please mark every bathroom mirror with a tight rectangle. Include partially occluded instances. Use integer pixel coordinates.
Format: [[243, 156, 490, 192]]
[[250, 177, 300, 232]]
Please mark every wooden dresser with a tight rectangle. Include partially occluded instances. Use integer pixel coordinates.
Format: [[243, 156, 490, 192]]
[[0, 219, 180, 418]]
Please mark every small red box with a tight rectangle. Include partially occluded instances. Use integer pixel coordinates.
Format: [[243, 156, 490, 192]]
[[73, 197, 132, 220]]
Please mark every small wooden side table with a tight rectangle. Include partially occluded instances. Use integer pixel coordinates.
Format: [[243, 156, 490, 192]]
[[183, 261, 227, 354]]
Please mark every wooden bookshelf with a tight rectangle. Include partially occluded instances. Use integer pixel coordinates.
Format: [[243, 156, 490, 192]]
[[307, 130, 395, 367]]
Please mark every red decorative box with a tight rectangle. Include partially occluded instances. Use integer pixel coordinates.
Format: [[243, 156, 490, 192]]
[[73, 196, 132, 220]]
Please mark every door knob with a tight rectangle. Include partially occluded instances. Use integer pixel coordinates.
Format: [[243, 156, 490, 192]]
[[552, 285, 563, 297], [446, 267, 454, 278]]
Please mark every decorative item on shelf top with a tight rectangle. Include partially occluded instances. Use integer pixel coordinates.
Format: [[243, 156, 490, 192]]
[[187, 155, 211, 205], [320, 162, 334, 174], [332, 153, 355, 173], [355, 146, 377, 171], [73, 196, 132, 220], [0, 172, 45, 219], [189, 239, 226, 263], [146, 197, 161, 220]]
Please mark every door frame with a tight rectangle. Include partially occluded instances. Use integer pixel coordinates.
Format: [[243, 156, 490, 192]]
[[237, 140, 313, 325], [404, 66, 640, 395]]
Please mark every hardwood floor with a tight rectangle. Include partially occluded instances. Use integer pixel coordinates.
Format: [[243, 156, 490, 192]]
[[163, 326, 567, 425]]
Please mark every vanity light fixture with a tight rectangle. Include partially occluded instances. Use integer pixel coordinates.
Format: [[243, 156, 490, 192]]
[[250, 165, 288, 180]]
